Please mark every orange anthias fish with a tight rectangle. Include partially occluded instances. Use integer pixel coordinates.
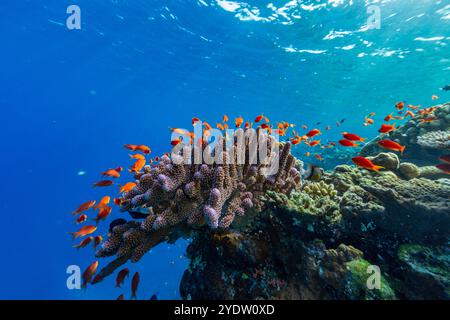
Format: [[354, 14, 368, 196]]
[[171, 138, 182, 146], [395, 102, 405, 110], [94, 196, 110, 209], [70, 225, 97, 240], [432, 95, 439, 100], [76, 214, 88, 224], [223, 114, 229, 122], [124, 144, 138, 151], [82, 261, 98, 288], [119, 182, 136, 194], [377, 140, 406, 154], [235, 116, 244, 128], [93, 235, 103, 250], [290, 136, 302, 145], [113, 198, 123, 206], [314, 154, 323, 161], [378, 124, 396, 134], [306, 129, 321, 138], [126, 144, 151, 154], [129, 158, 146, 173], [192, 117, 201, 126], [93, 206, 112, 224], [364, 117, 374, 126], [405, 110, 415, 118], [368, 112, 376, 117], [408, 104, 420, 110], [93, 180, 114, 187], [307, 140, 321, 147], [244, 121, 252, 129], [352, 156, 384, 173], [116, 268, 130, 288], [342, 133, 366, 142], [254, 114, 264, 123], [436, 163, 450, 174], [384, 113, 393, 122], [203, 122, 212, 131], [339, 139, 359, 147], [102, 168, 121, 178], [131, 272, 140, 299], [216, 123, 225, 130], [438, 155, 450, 164], [72, 200, 96, 215], [73, 236, 93, 249], [129, 154, 146, 160]]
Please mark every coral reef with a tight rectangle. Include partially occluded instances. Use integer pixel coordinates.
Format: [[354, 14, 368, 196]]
[[95, 132, 301, 276], [93, 103, 449, 300], [361, 102, 450, 165], [179, 104, 450, 300]]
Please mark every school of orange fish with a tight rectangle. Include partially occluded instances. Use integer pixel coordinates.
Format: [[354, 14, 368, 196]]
[[70, 95, 449, 299]]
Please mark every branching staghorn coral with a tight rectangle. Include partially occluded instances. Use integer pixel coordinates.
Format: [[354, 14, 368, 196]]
[[95, 130, 302, 278]]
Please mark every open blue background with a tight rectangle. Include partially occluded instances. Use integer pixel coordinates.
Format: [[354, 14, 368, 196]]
[[0, 0, 448, 299]]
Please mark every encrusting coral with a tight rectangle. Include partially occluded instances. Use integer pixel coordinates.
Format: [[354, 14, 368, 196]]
[[95, 131, 302, 277], [417, 130, 450, 150]]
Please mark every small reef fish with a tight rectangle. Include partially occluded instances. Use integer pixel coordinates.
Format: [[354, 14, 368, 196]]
[[254, 114, 264, 123], [76, 214, 88, 224], [436, 163, 450, 174], [405, 110, 415, 118], [302, 164, 323, 182], [91, 274, 103, 285], [307, 140, 321, 147], [352, 156, 384, 173], [82, 261, 98, 288], [102, 168, 122, 178], [223, 114, 229, 122], [306, 129, 321, 138], [129, 158, 146, 173], [408, 104, 420, 110], [216, 123, 224, 130], [113, 198, 123, 206], [442, 85, 450, 91], [377, 140, 406, 154], [364, 117, 374, 126], [109, 218, 127, 232], [131, 272, 140, 299], [93, 235, 103, 250], [124, 144, 151, 154], [129, 154, 145, 160], [116, 268, 130, 287], [395, 102, 405, 110], [70, 225, 97, 240], [342, 133, 366, 142], [378, 124, 396, 134], [94, 196, 110, 209], [384, 113, 393, 122], [93, 206, 112, 224], [314, 154, 323, 161], [235, 117, 244, 128], [93, 180, 114, 187], [72, 200, 96, 215], [421, 117, 437, 123], [432, 95, 439, 100], [339, 139, 359, 147], [119, 182, 136, 193], [368, 112, 376, 117], [438, 155, 450, 164], [171, 138, 182, 146], [192, 117, 200, 125], [73, 236, 93, 249]]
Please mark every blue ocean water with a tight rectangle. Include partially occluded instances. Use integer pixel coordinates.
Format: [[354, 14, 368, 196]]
[[0, 0, 448, 299]]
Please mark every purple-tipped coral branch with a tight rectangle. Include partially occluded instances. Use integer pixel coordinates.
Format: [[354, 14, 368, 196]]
[[95, 130, 301, 277]]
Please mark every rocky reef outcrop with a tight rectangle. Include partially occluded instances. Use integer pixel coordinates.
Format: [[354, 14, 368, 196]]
[[180, 103, 450, 300]]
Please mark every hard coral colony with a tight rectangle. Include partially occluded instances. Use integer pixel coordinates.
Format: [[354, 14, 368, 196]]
[[70, 100, 450, 299]]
